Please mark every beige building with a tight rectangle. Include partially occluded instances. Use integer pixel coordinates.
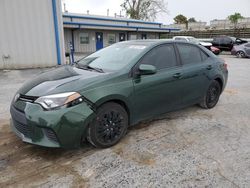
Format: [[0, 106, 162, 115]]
[[210, 18, 250, 29], [164, 22, 207, 31]]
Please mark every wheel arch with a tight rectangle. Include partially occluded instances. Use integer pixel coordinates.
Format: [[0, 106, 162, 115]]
[[95, 95, 131, 124], [214, 76, 223, 93]]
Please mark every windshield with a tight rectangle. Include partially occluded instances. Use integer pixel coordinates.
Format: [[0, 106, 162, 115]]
[[188, 37, 200, 44], [230, 37, 236, 41], [76, 43, 148, 72]]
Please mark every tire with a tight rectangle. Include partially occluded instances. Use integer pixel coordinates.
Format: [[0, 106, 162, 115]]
[[199, 80, 221, 109], [87, 102, 128, 148], [236, 51, 245, 58]]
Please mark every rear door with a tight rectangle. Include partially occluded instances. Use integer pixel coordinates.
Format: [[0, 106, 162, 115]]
[[132, 44, 183, 122], [176, 43, 211, 105]]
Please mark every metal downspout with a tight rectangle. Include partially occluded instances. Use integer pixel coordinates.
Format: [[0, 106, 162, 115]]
[[52, 0, 61, 65]]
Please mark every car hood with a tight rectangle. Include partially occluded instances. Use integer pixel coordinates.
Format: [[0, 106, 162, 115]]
[[18, 65, 111, 97]]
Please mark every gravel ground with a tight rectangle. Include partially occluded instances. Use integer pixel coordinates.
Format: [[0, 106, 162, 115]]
[[0, 55, 250, 188]]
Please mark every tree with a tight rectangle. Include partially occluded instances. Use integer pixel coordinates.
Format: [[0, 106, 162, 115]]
[[188, 17, 196, 23], [174, 14, 187, 24], [121, 0, 168, 21], [228, 13, 244, 28], [174, 14, 188, 29]]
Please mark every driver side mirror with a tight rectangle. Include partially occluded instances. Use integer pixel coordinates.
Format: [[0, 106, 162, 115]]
[[138, 64, 157, 75]]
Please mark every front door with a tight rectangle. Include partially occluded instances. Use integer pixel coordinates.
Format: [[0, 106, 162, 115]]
[[119, 33, 126, 42], [244, 43, 250, 56], [131, 44, 183, 122], [96, 32, 103, 51]]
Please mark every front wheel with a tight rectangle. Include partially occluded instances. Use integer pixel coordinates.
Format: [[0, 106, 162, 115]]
[[87, 102, 128, 148], [236, 51, 245, 58], [199, 80, 221, 109]]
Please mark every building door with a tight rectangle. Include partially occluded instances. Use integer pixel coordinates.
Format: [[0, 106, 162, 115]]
[[119, 33, 126, 42], [141, 34, 147, 40], [96, 32, 103, 51]]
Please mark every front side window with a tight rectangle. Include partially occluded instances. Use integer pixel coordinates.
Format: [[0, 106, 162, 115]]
[[140, 44, 178, 70], [79, 33, 89, 44], [177, 44, 202, 65]]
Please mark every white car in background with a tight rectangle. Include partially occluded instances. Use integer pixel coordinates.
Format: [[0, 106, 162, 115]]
[[173, 36, 212, 46], [173, 36, 220, 55]]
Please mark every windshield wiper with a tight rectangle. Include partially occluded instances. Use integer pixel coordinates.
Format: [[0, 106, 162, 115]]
[[86, 65, 104, 73], [76, 64, 104, 73]]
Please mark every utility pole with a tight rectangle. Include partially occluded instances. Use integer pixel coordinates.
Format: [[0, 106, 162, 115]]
[[63, 3, 68, 13]]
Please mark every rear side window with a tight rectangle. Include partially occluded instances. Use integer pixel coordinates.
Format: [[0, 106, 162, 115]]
[[177, 44, 202, 65], [200, 50, 209, 61], [140, 44, 178, 70]]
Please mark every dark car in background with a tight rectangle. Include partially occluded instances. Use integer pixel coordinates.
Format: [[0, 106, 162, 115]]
[[10, 40, 228, 149], [212, 36, 248, 51], [173, 36, 221, 55], [231, 42, 250, 58]]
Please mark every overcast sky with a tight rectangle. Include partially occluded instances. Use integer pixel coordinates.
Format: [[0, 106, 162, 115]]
[[63, 0, 250, 25]]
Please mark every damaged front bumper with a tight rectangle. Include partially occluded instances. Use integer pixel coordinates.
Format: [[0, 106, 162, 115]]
[[10, 101, 96, 149]]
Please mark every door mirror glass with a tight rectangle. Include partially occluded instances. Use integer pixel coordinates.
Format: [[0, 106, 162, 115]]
[[138, 64, 157, 75]]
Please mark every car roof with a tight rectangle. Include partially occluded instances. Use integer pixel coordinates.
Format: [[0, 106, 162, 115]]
[[173, 36, 194, 38], [119, 39, 191, 46]]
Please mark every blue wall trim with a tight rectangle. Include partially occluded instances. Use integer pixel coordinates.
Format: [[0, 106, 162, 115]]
[[63, 14, 162, 25], [63, 21, 180, 32], [52, 0, 61, 65]]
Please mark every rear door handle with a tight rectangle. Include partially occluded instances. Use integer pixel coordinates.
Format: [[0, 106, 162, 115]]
[[173, 73, 182, 79], [207, 65, 212, 70]]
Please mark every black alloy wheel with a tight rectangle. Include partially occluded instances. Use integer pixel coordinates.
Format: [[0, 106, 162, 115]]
[[87, 102, 128, 148], [200, 80, 221, 109]]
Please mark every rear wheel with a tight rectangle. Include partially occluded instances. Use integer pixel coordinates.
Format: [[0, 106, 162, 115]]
[[199, 80, 221, 109], [87, 102, 128, 148], [236, 51, 245, 58]]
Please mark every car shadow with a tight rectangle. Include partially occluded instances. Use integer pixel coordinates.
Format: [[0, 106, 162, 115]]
[[130, 105, 201, 131]]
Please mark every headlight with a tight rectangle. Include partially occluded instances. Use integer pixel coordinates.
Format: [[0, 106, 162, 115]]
[[35, 92, 83, 110]]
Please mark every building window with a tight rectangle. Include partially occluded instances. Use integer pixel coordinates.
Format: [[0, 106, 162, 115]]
[[130, 34, 137, 40], [79, 33, 89, 44], [108, 34, 116, 45]]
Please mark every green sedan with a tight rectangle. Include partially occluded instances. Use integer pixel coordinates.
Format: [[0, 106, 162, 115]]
[[10, 40, 228, 149]]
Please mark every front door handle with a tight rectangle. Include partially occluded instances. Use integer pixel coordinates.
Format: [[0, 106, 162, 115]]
[[173, 73, 182, 79], [207, 65, 212, 70]]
